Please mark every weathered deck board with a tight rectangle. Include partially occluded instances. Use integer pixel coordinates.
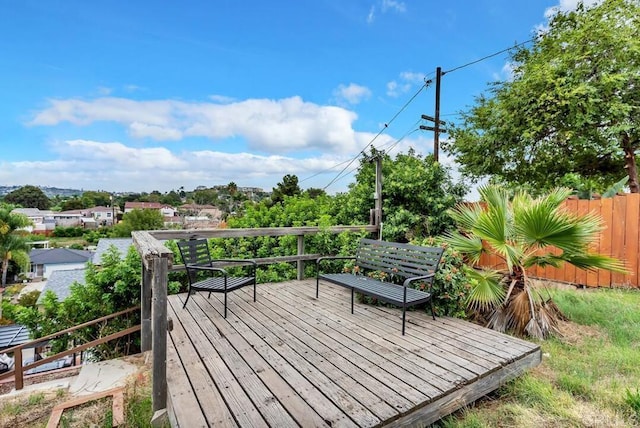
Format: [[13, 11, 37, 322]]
[[166, 279, 541, 427]]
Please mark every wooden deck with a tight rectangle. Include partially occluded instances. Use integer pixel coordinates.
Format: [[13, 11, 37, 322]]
[[165, 279, 541, 427]]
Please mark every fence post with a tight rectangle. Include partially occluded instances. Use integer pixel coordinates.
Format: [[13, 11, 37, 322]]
[[151, 254, 168, 413], [297, 234, 305, 280], [141, 261, 152, 352], [14, 348, 23, 390]]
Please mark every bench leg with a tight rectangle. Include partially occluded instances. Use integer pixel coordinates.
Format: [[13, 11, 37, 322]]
[[316, 277, 320, 298], [402, 306, 406, 335], [351, 288, 355, 314], [430, 298, 436, 321], [253, 282, 257, 302], [224, 291, 228, 318]]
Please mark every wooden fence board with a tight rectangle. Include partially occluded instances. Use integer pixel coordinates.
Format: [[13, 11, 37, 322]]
[[626, 194, 640, 286], [599, 198, 614, 287]]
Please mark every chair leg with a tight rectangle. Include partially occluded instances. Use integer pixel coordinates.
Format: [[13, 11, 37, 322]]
[[183, 290, 192, 308], [430, 298, 436, 321], [253, 282, 256, 302], [316, 277, 320, 298]]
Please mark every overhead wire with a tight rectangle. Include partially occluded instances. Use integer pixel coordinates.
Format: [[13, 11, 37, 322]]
[[321, 80, 432, 190], [314, 37, 538, 190]]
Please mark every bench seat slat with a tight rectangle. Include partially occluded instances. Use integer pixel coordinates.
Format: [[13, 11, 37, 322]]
[[319, 274, 432, 305]]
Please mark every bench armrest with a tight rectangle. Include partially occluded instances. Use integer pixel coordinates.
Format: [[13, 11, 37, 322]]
[[403, 273, 435, 288]]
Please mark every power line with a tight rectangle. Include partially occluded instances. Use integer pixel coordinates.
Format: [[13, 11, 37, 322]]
[[443, 37, 536, 75], [322, 80, 432, 190]]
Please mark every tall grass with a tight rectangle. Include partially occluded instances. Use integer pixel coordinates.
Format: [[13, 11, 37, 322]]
[[440, 288, 640, 427]]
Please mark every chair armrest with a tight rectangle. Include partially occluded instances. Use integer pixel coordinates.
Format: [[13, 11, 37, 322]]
[[213, 258, 257, 267], [185, 264, 227, 275]]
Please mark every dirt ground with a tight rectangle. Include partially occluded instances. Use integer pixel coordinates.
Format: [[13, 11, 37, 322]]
[[0, 354, 149, 428]]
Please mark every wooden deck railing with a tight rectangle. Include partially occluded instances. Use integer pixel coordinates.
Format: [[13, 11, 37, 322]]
[[132, 225, 377, 414], [0, 306, 140, 390]]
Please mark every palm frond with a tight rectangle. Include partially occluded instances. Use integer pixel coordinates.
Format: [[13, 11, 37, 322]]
[[448, 203, 484, 232], [464, 267, 505, 312], [565, 253, 627, 273], [443, 231, 484, 264], [487, 306, 509, 333]]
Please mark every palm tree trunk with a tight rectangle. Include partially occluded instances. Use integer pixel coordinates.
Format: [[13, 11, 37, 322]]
[[1, 258, 8, 287]]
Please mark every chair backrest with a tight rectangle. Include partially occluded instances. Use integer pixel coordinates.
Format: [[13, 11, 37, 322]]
[[177, 239, 212, 283], [355, 238, 443, 281]]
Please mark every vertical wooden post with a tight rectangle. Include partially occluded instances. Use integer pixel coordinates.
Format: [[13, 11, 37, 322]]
[[151, 254, 168, 413], [141, 261, 152, 352], [297, 235, 305, 280], [14, 348, 23, 390], [375, 154, 383, 239]]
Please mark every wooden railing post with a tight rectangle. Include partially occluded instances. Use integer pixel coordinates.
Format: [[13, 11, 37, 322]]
[[297, 234, 305, 280], [141, 261, 152, 352], [14, 348, 23, 390], [151, 254, 168, 413]]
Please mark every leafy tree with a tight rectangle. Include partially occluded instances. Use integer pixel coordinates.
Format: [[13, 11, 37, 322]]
[[161, 190, 183, 207], [305, 188, 326, 199], [193, 188, 219, 206], [81, 191, 112, 207], [271, 174, 301, 205], [446, 185, 624, 338], [113, 209, 164, 237], [446, 0, 640, 194], [3, 185, 51, 209], [60, 197, 85, 211], [333, 149, 467, 242], [16, 246, 142, 359]]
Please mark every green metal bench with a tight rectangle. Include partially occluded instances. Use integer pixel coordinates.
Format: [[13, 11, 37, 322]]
[[316, 238, 444, 335]]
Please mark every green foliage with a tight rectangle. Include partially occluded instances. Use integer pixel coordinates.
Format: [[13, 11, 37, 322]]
[[3, 185, 51, 209], [84, 228, 112, 244], [113, 209, 164, 237], [17, 290, 40, 307], [0, 204, 32, 286], [625, 388, 640, 417], [270, 174, 302, 205], [332, 149, 467, 242], [16, 246, 142, 360], [446, 0, 640, 194], [53, 226, 85, 237]]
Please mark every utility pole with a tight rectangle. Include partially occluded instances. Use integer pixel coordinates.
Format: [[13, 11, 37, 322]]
[[434, 66, 442, 162], [419, 67, 447, 161]]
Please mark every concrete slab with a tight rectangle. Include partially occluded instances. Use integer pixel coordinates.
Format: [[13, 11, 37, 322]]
[[70, 359, 139, 396], [3, 377, 74, 399]]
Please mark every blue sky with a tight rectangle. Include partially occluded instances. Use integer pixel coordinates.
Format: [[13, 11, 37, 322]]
[[0, 0, 588, 196]]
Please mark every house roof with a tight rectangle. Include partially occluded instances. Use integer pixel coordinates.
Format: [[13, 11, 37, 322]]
[[0, 324, 31, 349], [36, 268, 86, 305], [125, 202, 174, 210], [92, 238, 132, 264], [12, 208, 54, 217], [29, 248, 93, 265]]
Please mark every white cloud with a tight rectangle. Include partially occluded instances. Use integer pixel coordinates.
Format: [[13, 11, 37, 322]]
[[544, 0, 601, 19], [333, 83, 372, 105], [367, 0, 406, 24], [209, 94, 236, 104], [367, 6, 376, 24], [0, 139, 367, 193], [381, 0, 406, 13], [386, 71, 424, 97], [29, 96, 362, 155]]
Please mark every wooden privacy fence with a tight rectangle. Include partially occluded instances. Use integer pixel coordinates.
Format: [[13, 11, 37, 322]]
[[477, 193, 640, 288]]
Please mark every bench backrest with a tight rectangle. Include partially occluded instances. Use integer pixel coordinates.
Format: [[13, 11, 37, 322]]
[[355, 238, 444, 281]]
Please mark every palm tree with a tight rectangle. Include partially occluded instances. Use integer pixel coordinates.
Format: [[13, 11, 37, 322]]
[[0, 205, 32, 286], [446, 185, 624, 339]]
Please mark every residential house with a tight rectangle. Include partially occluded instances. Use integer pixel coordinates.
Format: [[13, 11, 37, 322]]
[[89, 206, 118, 226], [11, 208, 55, 234], [28, 248, 93, 279], [124, 202, 177, 217], [180, 203, 223, 228], [36, 268, 85, 305], [92, 238, 132, 264]]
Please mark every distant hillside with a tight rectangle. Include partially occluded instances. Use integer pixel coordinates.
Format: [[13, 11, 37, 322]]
[[0, 185, 83, 198]]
